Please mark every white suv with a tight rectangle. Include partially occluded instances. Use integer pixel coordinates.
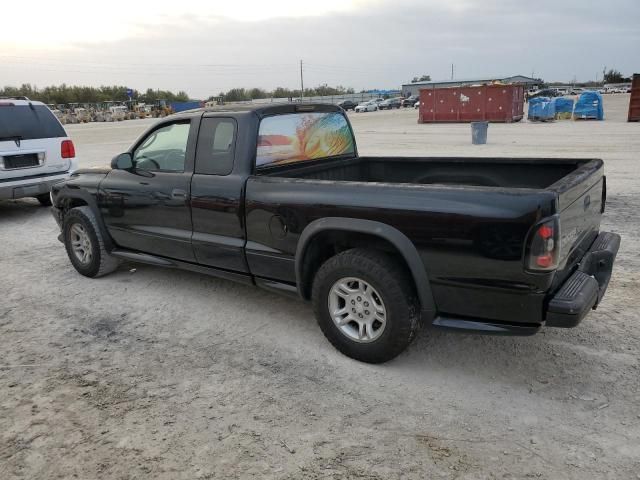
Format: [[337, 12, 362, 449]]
[[0, 98, 78, 205]]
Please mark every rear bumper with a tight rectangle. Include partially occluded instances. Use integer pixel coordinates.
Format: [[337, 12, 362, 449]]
[[545, 231, 620, 327], [431, 231, 620, 335], [0, 172, 71, 200]]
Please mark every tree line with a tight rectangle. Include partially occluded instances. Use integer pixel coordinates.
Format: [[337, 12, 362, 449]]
[[0, 84, 190, 105], [2, 83, 360, 105], [212, 84, 356, 102], [603, 69, 633, 84]]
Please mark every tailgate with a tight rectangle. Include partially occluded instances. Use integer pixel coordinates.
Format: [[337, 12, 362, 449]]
[[0, 138, 71, 180], [553, 159, 605, 278]]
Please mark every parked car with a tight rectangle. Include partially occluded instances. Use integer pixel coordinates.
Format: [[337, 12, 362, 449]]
[[414, 101, 420, 109], [378, 98, 403, 110], [355, 101, 378, 113], [0, 98, 77, 205], [51, 103, 620, 363], [338, 100, 358, 111], [402, 95, 419, 107]]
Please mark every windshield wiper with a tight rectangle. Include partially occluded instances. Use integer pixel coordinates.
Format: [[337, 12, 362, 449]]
[[0, 135, 23, 142]]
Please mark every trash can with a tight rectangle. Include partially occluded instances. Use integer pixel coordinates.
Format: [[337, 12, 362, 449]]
[[471, 121, 488, 144]]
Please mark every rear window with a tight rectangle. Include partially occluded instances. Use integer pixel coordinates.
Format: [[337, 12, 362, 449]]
[[256, 112, 355, 168], [0, 104, 66, 140]]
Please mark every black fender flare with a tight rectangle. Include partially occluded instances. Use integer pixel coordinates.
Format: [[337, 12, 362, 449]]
[[54, 188, 115, 252], [295, 217, 436, 320]]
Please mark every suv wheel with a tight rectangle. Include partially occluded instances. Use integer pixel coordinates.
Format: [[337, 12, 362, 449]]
[[312, 248, 420, 363], [63, 206, 120, 278], [36, 193, 52, 206]]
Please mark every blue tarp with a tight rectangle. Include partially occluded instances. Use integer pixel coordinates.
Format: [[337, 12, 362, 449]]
[[553, 97, 574, 114], [170, 101, 203, 113], [528, 97, 555, 121], [574, 91, 604, 120]]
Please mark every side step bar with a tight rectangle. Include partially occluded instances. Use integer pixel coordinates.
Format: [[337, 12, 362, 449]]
[[432, 316, 540, 336], [110, 249, 254, 286]]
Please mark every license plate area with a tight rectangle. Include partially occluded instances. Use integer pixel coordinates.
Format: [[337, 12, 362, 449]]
[[2, 153, 41, 169]]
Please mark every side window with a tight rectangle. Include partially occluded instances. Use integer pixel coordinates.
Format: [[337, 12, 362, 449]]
[[195, 117, 237, 175], [132, 122, 190, 172]]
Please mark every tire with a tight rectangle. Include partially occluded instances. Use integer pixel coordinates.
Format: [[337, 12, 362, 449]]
[[36, 193, 52, 206], [62, 206, 120, 278], [312, 248, 420, 363]]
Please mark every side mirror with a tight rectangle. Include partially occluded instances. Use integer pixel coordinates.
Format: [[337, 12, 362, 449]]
[[111, 152, 133, 170]]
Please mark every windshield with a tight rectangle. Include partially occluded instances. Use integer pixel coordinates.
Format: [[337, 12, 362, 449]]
[[0, 104, 66, 140], [257, 111, 355, 167]]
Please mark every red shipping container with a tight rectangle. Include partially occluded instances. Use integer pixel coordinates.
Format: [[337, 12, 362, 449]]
[[418, 84, 525, 123], [628, 74, 640, 122]]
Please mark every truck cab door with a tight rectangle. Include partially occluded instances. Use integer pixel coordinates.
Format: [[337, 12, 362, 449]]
[[99, 119, 196, 262], [190, 115, 249, 273]]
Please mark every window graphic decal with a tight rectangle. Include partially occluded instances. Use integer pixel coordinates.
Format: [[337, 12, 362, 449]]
[[257, 112, 354, 167]]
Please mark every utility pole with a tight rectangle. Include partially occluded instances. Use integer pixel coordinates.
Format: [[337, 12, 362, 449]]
[[300, 60, 304, 100], [451, 63, 454, 80], [602, 65, 607, 85]]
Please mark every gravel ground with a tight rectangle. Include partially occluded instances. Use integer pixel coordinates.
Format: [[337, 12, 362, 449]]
[[1, 94, 639, 479]]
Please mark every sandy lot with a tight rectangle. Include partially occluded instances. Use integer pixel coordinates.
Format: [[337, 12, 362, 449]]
[[1, 94, 639, 479]]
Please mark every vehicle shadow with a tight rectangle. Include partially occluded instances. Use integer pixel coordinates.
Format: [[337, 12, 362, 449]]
[[0, 198, 51, 221], [106, 251, 622, 389], [387, 314, 620, 396], [114, 262, 611, 395]]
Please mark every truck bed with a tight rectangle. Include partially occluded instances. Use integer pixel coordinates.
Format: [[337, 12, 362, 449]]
[[259, 156, 587, 190], [250, 155, 605, 326]]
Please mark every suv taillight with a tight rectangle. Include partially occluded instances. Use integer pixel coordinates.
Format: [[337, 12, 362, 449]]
[[526, 216, 560, 272], [61, 140, 75, 159]]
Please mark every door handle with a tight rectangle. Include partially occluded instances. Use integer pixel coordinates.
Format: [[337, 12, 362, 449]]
[[171, 189, 187, 200]]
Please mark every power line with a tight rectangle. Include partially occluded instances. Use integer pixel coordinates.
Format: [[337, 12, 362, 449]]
[[0, 54, 295, 69], [300, 59, 304, 99]]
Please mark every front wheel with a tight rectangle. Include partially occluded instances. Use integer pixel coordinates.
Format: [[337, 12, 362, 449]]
[[312, 249, 420, 363], [63, 206, 120, 278]]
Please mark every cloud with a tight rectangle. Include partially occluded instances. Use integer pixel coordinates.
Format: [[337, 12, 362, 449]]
[[2, 0, 638, 97]]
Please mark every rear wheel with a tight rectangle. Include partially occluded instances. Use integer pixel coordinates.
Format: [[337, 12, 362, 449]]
[[63, 206, 120, 278], [36, 193, 52, 206], [312, 248, 420, 363]]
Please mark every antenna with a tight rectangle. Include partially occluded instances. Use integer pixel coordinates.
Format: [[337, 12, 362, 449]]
[[300, 60, 304, 100]]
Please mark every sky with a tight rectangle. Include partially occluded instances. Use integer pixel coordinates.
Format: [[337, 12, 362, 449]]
[[2, 0, 638, 98]]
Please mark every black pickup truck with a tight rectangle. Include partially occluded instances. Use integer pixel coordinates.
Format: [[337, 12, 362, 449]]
[[51, 103, 620, 363]]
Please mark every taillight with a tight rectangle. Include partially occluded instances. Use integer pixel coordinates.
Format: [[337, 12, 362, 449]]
[[61, 139, 75, 159], [526, 216, 560, 272]]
